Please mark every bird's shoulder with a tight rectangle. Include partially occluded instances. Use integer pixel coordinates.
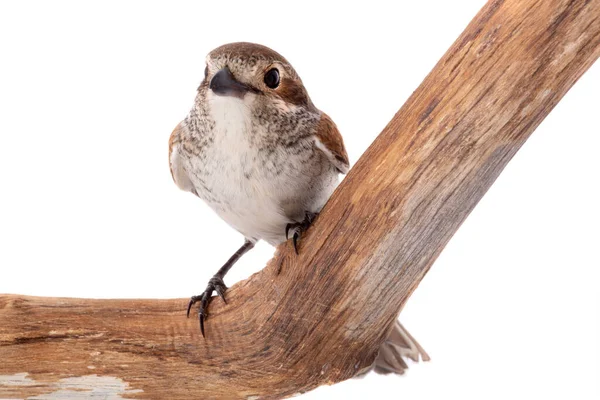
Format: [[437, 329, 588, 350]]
[[313, 112, 349, 174], [168, 121, 196, 193]]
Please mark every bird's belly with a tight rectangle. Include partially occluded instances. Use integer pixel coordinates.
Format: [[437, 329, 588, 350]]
[[213, 192, 290, 245], [197, 172, 302, 245], [187, 146, 337, 245]]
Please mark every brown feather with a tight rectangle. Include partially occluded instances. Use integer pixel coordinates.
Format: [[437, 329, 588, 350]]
[[315, 112, 349, 174], [209, 42, 290, 65], [277, 77, 314, 108], [373, 321, 430, 375], [168, 122, 183, 182]]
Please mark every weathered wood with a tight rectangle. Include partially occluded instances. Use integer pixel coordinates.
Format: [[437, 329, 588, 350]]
[[2, 0, 599, 398]]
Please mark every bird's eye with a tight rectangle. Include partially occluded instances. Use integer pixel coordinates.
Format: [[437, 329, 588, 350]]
[[264, 68, 280, 89]]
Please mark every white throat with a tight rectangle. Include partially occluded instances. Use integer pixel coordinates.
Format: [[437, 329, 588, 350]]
[[207, 91, 252, 138]]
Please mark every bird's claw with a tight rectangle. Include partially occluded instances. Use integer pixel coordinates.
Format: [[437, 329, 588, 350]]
[[187, 276, 227, 338], [286, 212, 318, 254], [293, 231, 300, 255]]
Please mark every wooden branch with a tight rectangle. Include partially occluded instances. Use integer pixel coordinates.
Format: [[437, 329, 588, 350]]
[[2, 0, 599, 398]]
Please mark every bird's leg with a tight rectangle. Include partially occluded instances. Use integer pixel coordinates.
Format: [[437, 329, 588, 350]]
[[285, 211, 319, 254], [187, 239, 255, 337]]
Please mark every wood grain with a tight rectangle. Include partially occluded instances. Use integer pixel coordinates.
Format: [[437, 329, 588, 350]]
[[2, 0, 599, 398]]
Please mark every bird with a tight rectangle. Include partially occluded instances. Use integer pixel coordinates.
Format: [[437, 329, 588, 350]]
[[168, 42, 428, 374]]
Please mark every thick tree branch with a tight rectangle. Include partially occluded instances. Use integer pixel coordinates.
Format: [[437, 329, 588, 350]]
[[2, 0, 599, 398]]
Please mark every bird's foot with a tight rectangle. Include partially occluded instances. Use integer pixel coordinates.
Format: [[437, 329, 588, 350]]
[[285, 212, 318, 255], [186, 275, 227, 337]]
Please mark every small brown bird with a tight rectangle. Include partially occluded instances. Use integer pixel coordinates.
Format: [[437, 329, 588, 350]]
[[169, 42, 427, 373]]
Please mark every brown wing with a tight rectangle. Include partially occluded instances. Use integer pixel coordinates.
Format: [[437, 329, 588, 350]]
[[168, 121, 195, 193], [314, 112, 350, 174], [168, 122, 181, 182]]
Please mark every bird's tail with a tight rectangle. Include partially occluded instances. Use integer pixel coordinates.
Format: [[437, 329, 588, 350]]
[[373, 320, 430, 375]]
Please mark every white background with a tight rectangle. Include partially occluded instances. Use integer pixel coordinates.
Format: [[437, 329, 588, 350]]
[[1, 1, 598, 399]]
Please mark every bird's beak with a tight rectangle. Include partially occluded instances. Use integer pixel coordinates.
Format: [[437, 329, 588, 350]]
[[209, 67, 254, 99]]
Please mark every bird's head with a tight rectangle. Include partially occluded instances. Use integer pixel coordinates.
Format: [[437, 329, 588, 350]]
[[197, 42, 317, 120]]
